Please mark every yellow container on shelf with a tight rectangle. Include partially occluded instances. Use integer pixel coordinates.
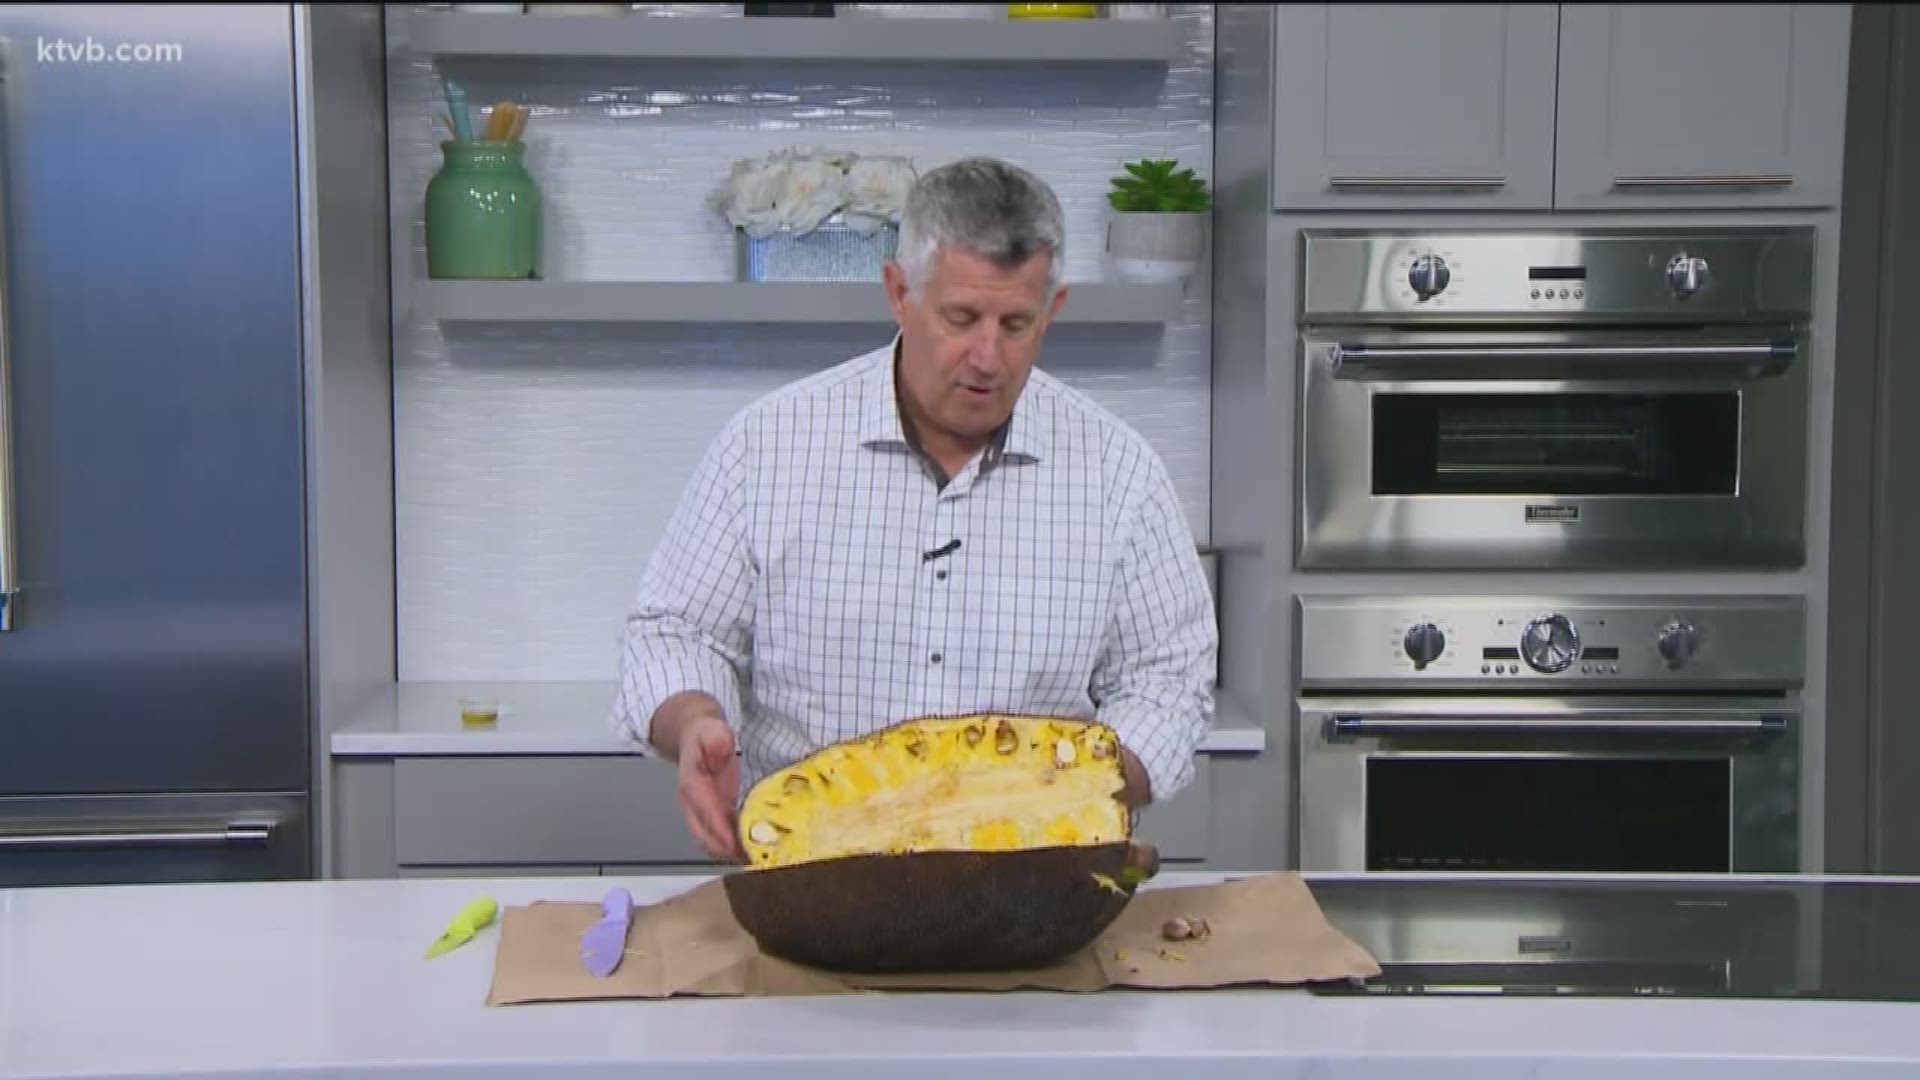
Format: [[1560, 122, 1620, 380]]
[[459, 695, 500, 729], [1008, 3, 1096, 17]]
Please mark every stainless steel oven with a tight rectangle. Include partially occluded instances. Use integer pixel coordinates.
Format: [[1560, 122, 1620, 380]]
[[1295, 595, 1803, 874], [1296, 228, 1815, 569]]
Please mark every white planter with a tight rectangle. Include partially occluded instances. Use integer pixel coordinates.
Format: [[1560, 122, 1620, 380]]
[[735, 216, 899, 281], [1105, 210, 1206, 285]]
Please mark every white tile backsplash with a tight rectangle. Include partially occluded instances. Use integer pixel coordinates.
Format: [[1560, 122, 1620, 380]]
[[386, 3, 1215, 681]]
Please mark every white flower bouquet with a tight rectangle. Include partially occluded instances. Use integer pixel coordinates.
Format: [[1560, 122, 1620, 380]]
[[714, 148, 917, 281], [711, 147, 917, 238]]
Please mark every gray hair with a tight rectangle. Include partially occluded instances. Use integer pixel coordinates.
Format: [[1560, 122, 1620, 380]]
[[895, 157, 1066, 294]]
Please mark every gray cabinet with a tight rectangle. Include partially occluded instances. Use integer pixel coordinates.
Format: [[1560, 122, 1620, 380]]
[[1554, 4, 1852, 208], [392, 757, 714, 868], [1268, 3, 1853, 212], [1271, 4, 1560, 210]]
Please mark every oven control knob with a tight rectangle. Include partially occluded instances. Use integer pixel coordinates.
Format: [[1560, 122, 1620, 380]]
[[1407, 254, 1451, 300], [1520, 614, 1580, 673], [1657, 622, 1701, 668], [1402, 622, 1447, 669], [1666, 253, 1711, 298]]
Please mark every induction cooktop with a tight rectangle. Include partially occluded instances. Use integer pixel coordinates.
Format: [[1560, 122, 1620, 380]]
[[1304, 877, 1920, 1002]]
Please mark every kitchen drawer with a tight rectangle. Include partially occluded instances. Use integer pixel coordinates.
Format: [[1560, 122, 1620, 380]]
[[393, 753, 1213, 868], [396, 864, 599, 879], [394, 756, 715, 867], [0, 792, 311, 887]]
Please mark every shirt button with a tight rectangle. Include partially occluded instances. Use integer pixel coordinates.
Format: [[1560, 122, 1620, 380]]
[[929, 652, 943, 664], [935, 569, 948, 580]]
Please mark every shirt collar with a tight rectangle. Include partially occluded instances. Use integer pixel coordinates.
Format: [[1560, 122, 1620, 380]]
[[856, 334, 1052, 464]]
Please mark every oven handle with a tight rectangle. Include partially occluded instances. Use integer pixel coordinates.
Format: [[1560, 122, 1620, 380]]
[[1329, 340, 1797, 379], [1327, 715, 1789, 739]]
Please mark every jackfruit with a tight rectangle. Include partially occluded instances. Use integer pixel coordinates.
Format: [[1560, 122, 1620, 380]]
[[735, 714, 1130, 869], [721, 714, 1155, 975]]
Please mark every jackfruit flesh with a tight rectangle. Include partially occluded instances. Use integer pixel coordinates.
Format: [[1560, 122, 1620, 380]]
[[738, 715, 1129, 869]]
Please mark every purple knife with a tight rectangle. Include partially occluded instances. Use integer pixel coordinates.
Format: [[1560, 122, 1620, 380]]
[[579, 887, 633, 978]]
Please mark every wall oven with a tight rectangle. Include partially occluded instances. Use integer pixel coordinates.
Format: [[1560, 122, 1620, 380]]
[[1296, 228, 1815, 570], [1295, 595, 1803, 874]]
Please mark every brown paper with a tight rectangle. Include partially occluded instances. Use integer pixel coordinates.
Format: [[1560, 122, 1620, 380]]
[[486, 873, 1381, 1005]]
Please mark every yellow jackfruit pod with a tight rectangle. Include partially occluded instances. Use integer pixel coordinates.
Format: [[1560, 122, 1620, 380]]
[[735, 714, 1130, 869]]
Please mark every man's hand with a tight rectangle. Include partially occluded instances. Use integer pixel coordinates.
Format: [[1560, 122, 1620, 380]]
[[678, 714, 744, 861], [648, 692, 745, 862]]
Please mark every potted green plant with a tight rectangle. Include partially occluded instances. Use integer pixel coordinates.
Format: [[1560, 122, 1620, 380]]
[[1104, 158, 1211, 285]]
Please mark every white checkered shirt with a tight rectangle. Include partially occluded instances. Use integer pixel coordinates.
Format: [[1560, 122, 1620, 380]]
[[611, 338, 1217, 805]]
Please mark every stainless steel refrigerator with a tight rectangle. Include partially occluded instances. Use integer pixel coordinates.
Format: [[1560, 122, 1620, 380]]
[[0, 5, 311, 885]]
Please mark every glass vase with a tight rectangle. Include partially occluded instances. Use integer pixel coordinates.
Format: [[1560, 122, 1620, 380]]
[[425, 141, 543, 280]]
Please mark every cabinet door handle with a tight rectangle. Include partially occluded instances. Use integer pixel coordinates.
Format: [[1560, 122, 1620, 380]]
[[1612, 174, 1796, 189], [1327, 176, 1507, 190]]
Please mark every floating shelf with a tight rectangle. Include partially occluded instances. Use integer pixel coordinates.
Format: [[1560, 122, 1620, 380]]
[[408, 10, 1185, 64], [419, 280, 1186, 325]]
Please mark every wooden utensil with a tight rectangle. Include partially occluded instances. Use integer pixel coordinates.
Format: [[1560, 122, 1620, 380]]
[[484, 99, 517, 142]]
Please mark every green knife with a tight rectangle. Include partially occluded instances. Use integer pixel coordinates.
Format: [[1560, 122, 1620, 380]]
[[425, 896, 498, 959]]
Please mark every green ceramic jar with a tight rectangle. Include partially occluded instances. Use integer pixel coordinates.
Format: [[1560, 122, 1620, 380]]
[[425, 141, 542, 279]]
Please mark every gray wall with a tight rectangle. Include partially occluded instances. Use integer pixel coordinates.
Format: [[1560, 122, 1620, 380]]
[[299, 4, 398, 877], [1826, 2, 1920, 873], [1205, 2, 1285, 871], [382, 4, 1218, 683]]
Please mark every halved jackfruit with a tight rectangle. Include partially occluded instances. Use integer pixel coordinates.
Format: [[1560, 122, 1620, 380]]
[[735, 714, 1130, 868], [722, 714, 1154, 975]]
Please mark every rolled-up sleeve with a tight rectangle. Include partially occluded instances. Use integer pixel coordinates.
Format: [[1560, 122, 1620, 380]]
[[611, 419, 756, 756], [1090, 456, 1218, 803]]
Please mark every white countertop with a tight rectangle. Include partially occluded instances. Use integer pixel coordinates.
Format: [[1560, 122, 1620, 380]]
[[328, 681, 1269, 757], [4, 872, 1918, 1080]]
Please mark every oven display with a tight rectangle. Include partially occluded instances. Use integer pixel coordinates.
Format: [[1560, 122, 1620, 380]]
[[1528, 265, 1588, 280]]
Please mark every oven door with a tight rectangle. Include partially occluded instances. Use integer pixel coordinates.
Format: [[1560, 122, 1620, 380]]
[[1295, 696, 1800, 874], [1296, 328, 1809, 569]]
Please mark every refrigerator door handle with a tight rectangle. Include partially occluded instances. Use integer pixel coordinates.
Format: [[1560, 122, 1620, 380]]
[[0, 42, 16, 632], [0, 820, 278, 851]]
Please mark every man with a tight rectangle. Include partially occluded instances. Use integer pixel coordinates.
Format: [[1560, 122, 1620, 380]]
[[613, 156, 1217, 860]]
